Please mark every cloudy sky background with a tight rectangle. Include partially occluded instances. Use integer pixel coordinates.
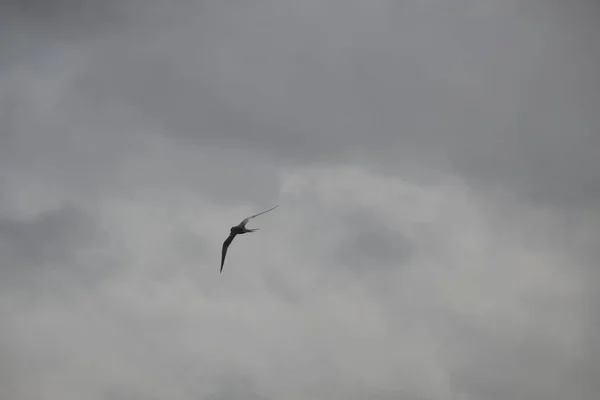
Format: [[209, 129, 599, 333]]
[[1, 1, 599, 399]]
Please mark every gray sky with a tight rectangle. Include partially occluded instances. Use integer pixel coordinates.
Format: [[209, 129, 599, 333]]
[[1, 1, 599, 399]]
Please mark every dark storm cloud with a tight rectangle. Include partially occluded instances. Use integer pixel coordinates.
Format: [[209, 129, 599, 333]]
[[6, 0, 592, 213], [56, 0, 600, 211]]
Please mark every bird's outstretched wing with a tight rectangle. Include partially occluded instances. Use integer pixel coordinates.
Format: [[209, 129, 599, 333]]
[[239, 205, 279, 227], [221, 233, 237, 273]]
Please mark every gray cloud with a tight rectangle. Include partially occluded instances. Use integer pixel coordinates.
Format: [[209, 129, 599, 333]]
[[0, 0, 123, 31], [335, 210, 413, 274], [55, 0, 600, 210], [1, 0, 599, 399], [0, 205, 120, 298]]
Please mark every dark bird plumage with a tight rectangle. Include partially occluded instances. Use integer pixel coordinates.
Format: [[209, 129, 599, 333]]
[[220, 205, 279, 273]]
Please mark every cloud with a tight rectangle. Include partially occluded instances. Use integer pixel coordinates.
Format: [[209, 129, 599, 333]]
[[0, 205, 121, 301], [0, 0, 123, 31], [0, 0, 599, 399], [50, 0, 599, 210]]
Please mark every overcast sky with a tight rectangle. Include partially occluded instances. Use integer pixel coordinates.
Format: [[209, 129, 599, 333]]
[[1, 1, 599, 399]]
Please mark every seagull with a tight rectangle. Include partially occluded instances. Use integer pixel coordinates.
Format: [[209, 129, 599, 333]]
[[220, 205, 279, 273]]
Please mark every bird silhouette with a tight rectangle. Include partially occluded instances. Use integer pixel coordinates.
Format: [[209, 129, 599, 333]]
[[220, 205, 279, 273]]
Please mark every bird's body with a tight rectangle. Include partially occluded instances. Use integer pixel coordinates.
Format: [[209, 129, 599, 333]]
[[220, 205, 278, 273]]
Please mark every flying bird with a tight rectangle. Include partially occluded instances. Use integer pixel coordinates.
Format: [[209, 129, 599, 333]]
[[220, 205, 279, 273]]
